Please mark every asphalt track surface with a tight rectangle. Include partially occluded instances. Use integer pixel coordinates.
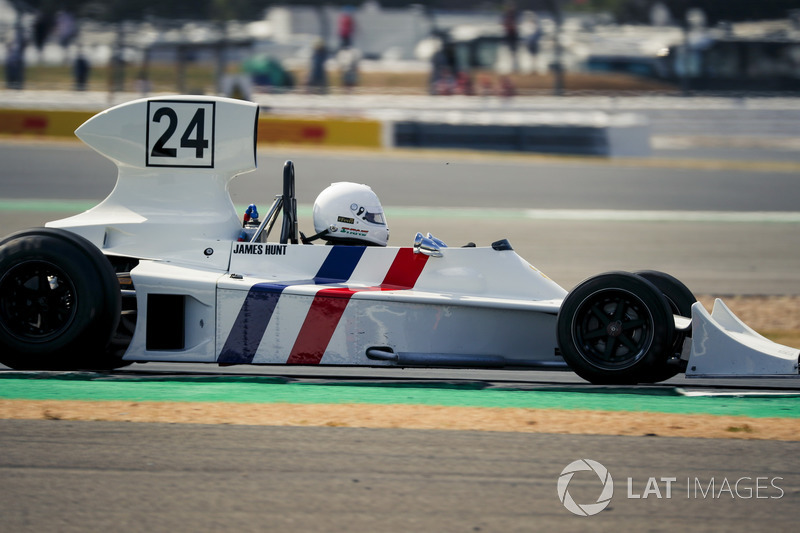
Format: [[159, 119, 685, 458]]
[[0, 419, 798, 533], [1, 140, 799, 531]]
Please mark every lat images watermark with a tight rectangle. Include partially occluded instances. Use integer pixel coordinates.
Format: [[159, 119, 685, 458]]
[[557, 459, 614, 516], [557, 460, 785, 517]]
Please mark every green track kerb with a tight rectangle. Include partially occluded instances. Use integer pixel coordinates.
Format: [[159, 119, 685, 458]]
[[1, 373, 798, 419]]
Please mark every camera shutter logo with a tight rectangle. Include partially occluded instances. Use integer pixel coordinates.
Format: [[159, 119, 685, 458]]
[[557, 459, 614, 516]]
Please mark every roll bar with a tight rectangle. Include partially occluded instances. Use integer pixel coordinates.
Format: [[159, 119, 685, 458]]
[[248, 160, 299, 245]]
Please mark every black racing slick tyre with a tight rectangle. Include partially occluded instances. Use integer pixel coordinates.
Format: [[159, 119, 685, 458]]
[[0, 228, 124, 370], [557, 272, 675, 385], [634, 270, 696, 318], [634, 270, 696, 382]]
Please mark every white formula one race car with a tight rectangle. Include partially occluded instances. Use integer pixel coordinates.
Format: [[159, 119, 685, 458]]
[[0, 96, 797, 384]]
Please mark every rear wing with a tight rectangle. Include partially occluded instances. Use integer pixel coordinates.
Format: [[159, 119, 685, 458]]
[[48, 96, 260, 263]]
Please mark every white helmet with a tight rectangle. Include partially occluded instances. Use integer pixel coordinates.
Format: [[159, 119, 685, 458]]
[[313, 182, 389, 246]]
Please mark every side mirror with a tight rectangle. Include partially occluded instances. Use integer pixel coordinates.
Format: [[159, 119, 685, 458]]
[[413, 232, 447, 258]]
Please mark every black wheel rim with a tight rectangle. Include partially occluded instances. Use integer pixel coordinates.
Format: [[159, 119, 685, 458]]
[[0, 260, 77, 342], [571, 288, 654, 370]]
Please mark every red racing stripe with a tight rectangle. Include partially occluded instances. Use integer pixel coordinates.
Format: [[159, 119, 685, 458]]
[[285, 248, 429, 364], [380, 247, 428, 290], [286, 288, 355, 364]]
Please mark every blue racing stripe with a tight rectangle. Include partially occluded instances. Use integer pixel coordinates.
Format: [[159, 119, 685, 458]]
[[218, 283, 286, 364], [217, 246, 366, 364], [313, 246, 365, 284]]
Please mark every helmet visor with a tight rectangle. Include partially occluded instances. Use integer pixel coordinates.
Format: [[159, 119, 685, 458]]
[[363, 210, 385, 225], [353, 204, 386, 225]]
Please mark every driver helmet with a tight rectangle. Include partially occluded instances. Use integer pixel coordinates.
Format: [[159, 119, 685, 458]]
[[312, 182, 389, 246]]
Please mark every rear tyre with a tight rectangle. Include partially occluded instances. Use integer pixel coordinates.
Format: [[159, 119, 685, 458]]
[[0, 228, 124, 370], [634, 270, 696, 382], [634, 271, 695, 316], [557, 272, 675, 385]]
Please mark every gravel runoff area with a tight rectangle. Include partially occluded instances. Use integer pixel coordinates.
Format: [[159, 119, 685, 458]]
[[695, 295, 800, 347], [0, 400, 797, 441], [695, 295, 800, 330]]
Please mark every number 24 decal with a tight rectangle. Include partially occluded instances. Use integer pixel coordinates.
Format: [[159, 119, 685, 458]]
[[151, 107, 208, 159]]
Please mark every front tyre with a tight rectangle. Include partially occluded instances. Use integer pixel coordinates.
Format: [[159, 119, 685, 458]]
[[557, 272, 675, 385], [0, 228, 123, 370]]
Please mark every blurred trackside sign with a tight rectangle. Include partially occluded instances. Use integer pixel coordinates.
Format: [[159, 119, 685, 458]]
[[0, 109, 94, 137], [0, 112, 48, 133], [146, 100, 215, 168], [256, 116, 382, 148], [257, 121, 325, 144]]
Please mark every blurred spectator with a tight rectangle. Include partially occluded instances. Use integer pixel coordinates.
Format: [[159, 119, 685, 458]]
[[428, 32, 458, 95], [74, 51, 90, 90], [56, 11, 78, 61], [307, 39, 328, 93], [524, 12, 542, 58], [429, 41, 446, 94], [5, 42, 24, 89], [5, 24, 26, 89], [338, 8, 355, 50], [33, 10, 54, 56], [338, 47, 360, 92], [56, 11, 77, 47], [502, 2, 519, 72]]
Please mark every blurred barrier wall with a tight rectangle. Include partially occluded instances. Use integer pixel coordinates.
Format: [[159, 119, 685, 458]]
[[392, 115, 651, 157], [0, 107, 384, 148], [0, 104, 649, 156], [0, 109, 95, 138]]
